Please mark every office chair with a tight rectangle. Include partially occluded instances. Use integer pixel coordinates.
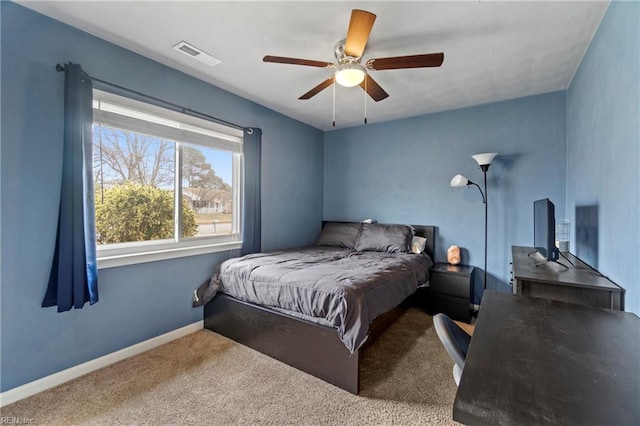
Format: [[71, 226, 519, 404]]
[[433, 313, 472, 386]]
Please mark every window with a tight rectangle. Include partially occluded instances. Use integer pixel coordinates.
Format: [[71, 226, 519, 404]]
[[92, 90, 243, 268]]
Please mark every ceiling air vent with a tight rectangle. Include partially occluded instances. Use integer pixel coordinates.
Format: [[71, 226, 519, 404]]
[[173, 41, 221, 67]]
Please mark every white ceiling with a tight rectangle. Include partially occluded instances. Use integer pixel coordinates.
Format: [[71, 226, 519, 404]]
[[18, 1, 609, 131]]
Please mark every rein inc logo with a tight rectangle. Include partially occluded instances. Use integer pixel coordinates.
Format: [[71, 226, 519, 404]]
[[0, 418, 34, 425]]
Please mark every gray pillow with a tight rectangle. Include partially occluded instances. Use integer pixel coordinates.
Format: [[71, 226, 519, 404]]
[[355, 223, 414, 253], [316, 222, 362, 249]]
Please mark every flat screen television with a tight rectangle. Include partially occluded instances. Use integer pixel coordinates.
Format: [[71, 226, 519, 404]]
[[534, 198, 559, 261]]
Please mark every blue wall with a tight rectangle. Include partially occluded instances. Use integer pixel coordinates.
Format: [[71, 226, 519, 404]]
[[566, 1, 639, 314], [0, 2, 323, 392], [324, 92, 567, 303]]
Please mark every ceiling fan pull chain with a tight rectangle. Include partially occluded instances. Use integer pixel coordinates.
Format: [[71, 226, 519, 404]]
[[332, 80, 336, 127], [364, 77, 368, 124]]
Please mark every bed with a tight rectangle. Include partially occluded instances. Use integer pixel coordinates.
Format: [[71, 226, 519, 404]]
[[197, 222, 436, 394]]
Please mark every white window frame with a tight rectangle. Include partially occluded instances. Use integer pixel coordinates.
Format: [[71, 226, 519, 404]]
[[92, 90, 243, 269]]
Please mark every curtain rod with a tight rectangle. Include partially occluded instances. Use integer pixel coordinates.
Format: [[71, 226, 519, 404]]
[[56, 63, 245, 132]]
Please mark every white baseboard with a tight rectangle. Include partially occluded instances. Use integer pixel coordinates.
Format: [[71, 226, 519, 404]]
[[0, 321, 203, 407]]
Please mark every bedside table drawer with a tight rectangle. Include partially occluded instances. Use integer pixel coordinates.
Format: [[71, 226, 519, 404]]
[[430, 272, 472, 299], [429, 293, 471, 323]]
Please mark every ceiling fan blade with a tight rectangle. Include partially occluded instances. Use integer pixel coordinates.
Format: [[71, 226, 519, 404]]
[[263, 55, 334, 68], [359, 75, 389, 102], [299, 77, 335, 100], [344, 9, 376, 58], [366, 53, 444, 70]]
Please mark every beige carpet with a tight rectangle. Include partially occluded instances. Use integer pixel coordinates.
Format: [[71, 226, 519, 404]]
[[2, 308, 459, 425]]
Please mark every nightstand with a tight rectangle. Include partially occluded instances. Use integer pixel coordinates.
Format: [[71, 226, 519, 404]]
[[425, 262, 474, 323]]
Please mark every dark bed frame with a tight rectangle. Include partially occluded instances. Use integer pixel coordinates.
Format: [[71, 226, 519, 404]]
[[203, 223, 436, 394]]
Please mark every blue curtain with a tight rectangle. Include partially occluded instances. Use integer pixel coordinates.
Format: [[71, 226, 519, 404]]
[[241, 127, 262, 255], [43, 63, 98, 311]]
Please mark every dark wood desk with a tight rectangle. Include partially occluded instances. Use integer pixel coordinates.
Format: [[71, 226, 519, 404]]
[[511, 246, 624, 310], [453, 291, 640, 426]]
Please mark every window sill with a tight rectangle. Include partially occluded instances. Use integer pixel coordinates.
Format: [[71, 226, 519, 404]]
[[97, 241, 242, 269]]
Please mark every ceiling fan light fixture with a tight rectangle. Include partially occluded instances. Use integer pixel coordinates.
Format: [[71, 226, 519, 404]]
[[335, 63, 366, 87]]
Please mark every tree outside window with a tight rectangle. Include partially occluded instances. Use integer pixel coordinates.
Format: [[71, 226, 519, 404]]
[[93, 105, 236, 245]]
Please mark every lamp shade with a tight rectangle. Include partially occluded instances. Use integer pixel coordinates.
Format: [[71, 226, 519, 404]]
[[450, 174, 469, 187], [335, 63, 366, 87], [471, 152, 498, 166]]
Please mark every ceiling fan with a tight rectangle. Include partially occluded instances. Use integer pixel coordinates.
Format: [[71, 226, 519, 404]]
[[263, 9, 444, 102]]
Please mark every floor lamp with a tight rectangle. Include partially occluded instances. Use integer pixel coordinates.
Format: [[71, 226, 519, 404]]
[[450, 153, 498, 293]]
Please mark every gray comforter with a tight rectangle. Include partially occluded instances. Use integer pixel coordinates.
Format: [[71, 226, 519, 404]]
[[196, 246, 432, 353]]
